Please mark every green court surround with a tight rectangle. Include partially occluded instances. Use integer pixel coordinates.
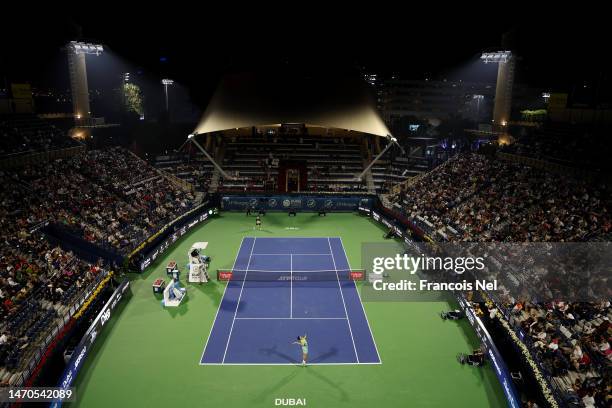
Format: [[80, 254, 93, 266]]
[[72, 212, 506, 408]]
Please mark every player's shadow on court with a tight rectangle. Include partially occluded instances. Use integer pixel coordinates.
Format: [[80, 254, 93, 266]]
[[305, 364, 350, 403], [260, 215, 284, 226], [252, 368, 303, 404], [255, 346, 350, 402], [257, 346, 339, 365], [309, 347, 339, 363], [258, 345, 296, 364], [239, 228, 274, 234], [220, 300, 248, 312]]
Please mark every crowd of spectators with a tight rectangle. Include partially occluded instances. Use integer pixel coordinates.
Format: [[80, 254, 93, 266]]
[[153, 153, 214, 193], [388, 152, 611, 406], [0, 146, 197, 383], [165, 163, 212, 192], [0, 115, 79, 157], [0, 174, 103, 382], [390, 153, 610, 242], [509, 300, 611, 407], [13, 147, 196, 255], [392, 154, 499, 232]]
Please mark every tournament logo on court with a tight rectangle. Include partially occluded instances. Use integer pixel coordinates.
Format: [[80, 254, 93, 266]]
[[268, 199, 278, 208], [306, 199, 316, 208], [324, 199, 333, 209], [282, 199, 291, 208]]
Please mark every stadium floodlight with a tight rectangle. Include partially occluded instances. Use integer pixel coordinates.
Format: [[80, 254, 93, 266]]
[[481, 50, 514, 128], [162, 79, 174, 112], [66, 40, 104, 122], [480, 51, 511, 64], [68, 41, 104, 56], [473, 95, 484, 119]]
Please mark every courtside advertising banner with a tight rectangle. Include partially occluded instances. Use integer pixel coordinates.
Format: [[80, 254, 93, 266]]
[[51, 281, 131, 408], [221, 195, 373, 212]]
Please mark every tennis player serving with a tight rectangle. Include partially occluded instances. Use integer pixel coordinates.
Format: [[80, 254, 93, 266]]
[[292, 334, 308, 365]]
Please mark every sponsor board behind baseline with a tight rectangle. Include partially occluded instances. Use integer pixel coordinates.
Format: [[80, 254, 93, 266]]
[[221, 195, 373, 211]]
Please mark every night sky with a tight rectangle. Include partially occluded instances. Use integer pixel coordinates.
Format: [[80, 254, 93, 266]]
[[1, 11, 609, 108]]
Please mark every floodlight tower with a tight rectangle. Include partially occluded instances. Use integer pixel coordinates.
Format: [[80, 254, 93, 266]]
[[161, 79, 174, 112], [66, 41, 103, 126], [481, 51, 514, 129], [473, 94, 484, 121]]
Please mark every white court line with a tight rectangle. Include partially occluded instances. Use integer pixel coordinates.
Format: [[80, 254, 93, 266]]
[[202, 237, 379, 367], [250, 237, 329, 239], [202, 362, 381, 366], [252, 253, 332, 256], [290, 254, 293, 318], [199, 237, 245, 365], [222, 237, 256, 363], [338, 237, 382, 364], [226, 269, 353, 273], [235, 317, 346, 320], [328, 237, 359, 363]]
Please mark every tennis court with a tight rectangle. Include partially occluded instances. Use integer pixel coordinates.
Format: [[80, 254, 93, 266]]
[[73, 213, 506, 408], [201, 237, 381, 365]]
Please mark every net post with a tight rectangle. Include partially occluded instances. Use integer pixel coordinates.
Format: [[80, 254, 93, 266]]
[[350, 269, 366, 281], [217, 270, 233, 281]]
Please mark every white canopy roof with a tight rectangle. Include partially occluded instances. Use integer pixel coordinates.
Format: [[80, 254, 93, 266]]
[[193, 73, 390, 137]]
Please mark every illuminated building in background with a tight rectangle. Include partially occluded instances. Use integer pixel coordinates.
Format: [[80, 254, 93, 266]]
[[377, 78, 495, 124]]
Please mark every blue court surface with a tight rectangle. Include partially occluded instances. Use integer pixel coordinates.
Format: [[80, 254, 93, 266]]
[[200, 237, 381, 365]]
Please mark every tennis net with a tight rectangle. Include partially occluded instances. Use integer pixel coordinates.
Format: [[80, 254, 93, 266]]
[[217, 269, 366, 282]]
